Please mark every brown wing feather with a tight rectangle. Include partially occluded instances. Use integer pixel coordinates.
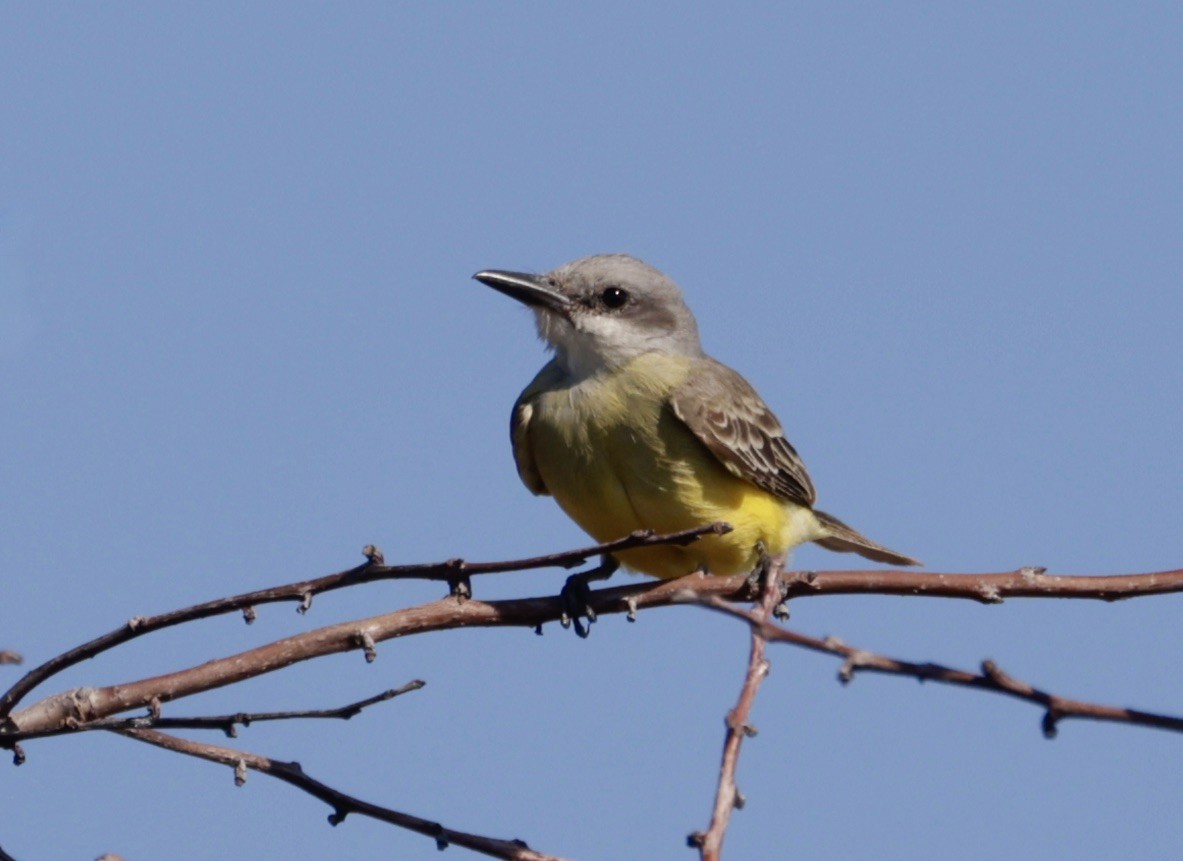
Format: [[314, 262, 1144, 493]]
[[669, 359, 816, 508]]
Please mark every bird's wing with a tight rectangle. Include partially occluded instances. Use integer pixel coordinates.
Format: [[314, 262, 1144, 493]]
[[509, 360, 566, 497], [669, 358, 816, 508], [510, 396, 547, 495]]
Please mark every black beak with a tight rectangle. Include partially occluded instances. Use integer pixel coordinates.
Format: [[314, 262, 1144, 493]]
[[473, 270, 571, 315]]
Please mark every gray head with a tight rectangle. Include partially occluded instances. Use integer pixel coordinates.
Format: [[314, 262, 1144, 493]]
[[473, 254, 703, 377]]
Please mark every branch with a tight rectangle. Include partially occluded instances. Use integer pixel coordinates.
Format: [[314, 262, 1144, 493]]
[[9, 559, 1183, 741], [2, 573, 759, 739], [689, 557, 785, 861], [0, 651, 21, 666], [0, 524, 730, 721], [5, 539, 1182, 861], [697, 598, 1183, 736], [780, 565, 1183, 603], [116, 728, 571, 861], [5, 682, 425, 744]]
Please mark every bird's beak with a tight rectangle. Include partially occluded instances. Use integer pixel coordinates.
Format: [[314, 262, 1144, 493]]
[[473, 270, 571, 315]]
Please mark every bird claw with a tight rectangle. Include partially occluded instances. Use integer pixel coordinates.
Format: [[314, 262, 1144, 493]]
[[556, 554, 618, 638], [559, 580, 594, 638]]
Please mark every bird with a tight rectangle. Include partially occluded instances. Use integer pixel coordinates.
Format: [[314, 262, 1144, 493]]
[[474, 253, 919, 590]]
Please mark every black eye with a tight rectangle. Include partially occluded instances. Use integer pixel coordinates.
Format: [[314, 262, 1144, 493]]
[[601, 286, 630, 309]]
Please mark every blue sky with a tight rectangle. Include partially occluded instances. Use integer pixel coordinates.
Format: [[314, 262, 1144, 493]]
[[3, 4, 1182, 859]]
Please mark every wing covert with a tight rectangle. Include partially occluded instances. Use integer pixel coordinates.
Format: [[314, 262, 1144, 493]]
[[669, 359, 816, 508]]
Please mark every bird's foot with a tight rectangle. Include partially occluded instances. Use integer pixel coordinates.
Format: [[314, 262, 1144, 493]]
[[558, 555, 619, 638], [746, 547, 790, 619], [744, 542, 772, 596]]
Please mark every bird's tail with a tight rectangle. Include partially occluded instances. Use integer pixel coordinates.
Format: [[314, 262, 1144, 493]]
[[812, 509, 921, 567]]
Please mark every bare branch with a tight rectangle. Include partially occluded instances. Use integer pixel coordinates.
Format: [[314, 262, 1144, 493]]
[[5, 682, 425, 744], [780, 565, 1183, 603], [0, 571, 762, 739], [0, 524, 730, 720], [697, 598, 1183, 736], [3, 533, 1181, 861], [9, 558, 1183, 741], [689, 557, 784, 861], [116, 728, 572, 861]]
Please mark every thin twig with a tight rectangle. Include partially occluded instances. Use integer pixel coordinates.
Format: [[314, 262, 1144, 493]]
[[0, 651, 22, 666], [0, 524, 730, 721], [689, 556, 785, 860], [5, 682, 425, 744], [697, 598, 1183, 736], [116, 728, 572, 861]]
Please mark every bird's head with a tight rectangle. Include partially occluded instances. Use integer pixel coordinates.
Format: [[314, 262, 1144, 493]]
[[474, 254, 703, 378]]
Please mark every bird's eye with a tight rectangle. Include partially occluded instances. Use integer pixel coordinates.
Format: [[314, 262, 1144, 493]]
[[601, 286, 630, 309]]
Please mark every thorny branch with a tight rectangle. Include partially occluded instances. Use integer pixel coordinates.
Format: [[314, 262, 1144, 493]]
[[776, 565, 1183, 603], [689, 555, 785, 861], [0, 523, 731, 721], [696, 597, 1183, 736], [6, 682, 425, 744], [117, 728, 572, 861], [3, 528, 1183, 860], [5, 538, 1183, 742]]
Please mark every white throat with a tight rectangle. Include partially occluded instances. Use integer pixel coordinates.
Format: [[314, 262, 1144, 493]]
[[535, 309, 643, 380]]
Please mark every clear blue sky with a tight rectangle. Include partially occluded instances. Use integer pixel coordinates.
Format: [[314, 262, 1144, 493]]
[[3, 4, 1182, 859]]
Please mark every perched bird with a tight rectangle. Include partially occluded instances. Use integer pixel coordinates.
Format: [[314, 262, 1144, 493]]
[[475, 254, 919, 586]]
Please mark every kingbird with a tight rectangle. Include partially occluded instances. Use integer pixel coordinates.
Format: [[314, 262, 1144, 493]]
[[475, 254, 919, 582]]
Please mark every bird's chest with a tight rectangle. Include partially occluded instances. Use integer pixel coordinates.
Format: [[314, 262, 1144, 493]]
[[530, 378, 671, 495], [520, 359, 787, 579]]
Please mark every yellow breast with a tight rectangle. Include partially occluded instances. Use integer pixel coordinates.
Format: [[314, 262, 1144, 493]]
[[524, 354, 806, 579]]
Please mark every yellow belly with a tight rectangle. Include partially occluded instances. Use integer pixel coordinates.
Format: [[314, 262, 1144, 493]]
[[526, 355, 815, 579]]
